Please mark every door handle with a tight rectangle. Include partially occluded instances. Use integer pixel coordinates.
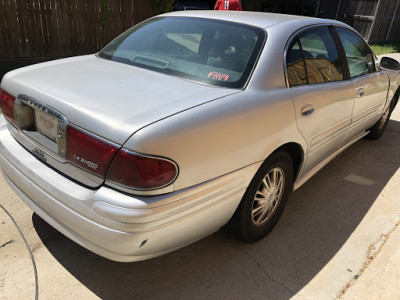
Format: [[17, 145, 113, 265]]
[[301, 104, 314, 117], [357, 88, 365, 97]]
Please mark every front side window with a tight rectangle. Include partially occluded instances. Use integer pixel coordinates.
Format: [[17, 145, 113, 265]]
[[336, 27, 375, 78], [98, 17, 265, 88], [286, 27, 343, 86]]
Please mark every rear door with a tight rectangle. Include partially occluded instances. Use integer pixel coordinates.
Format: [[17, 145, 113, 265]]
[[335, 27, 389, 138], [287, 26, 355, 172]]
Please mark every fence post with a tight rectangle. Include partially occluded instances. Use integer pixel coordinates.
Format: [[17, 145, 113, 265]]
[[366, 0, 382, 43], [386, 0, 400, 41]]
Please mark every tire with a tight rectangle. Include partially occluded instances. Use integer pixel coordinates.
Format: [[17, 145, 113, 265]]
[[366, 102, 392, 140], [232, 151, 293, 243]]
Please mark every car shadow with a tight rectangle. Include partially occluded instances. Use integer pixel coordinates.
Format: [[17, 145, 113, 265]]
[[32, 118, 400, 299]]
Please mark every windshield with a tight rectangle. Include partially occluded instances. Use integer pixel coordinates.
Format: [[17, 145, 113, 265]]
[[98, 17, 266, 88]]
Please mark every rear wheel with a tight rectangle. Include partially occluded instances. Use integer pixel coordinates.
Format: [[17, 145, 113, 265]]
[[233, 151, 293, 242]]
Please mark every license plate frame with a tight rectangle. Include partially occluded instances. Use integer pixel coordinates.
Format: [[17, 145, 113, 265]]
[[34, 109, 58, 143]]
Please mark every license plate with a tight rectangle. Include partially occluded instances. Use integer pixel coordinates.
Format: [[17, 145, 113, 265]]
[[35, 110, 58, 142]]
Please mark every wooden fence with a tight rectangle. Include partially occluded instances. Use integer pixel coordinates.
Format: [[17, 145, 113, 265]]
[[313, 0, 400, 43], [1, 0, 400, 60], [345, 0, 400, 42], [0, 0, 152, 59], [366, 0, 400, 42]]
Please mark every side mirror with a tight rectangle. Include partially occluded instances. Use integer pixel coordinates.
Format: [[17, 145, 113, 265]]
[[380, 57, 400, 71]]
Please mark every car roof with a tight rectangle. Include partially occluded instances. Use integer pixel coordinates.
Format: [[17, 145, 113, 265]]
[[162, 10, 346, 29]]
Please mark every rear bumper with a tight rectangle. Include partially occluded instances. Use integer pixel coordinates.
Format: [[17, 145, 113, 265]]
[[0, 115, 259, 262]]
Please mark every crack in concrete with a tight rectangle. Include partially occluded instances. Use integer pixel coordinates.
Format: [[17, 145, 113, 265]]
[[336, 219, 400, 299], [0, 239, 15, 249], [244, 249, 296, 296]]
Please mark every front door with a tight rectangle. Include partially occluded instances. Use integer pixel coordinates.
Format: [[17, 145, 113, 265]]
[[335, 27, 389, 138]]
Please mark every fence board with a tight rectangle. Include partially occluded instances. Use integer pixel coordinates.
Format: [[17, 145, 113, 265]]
[[0, 0, 152, 59], [0, 1, 8, 57], [6, 0, 19, 57], [39, 0, 50, 56], [48, 0, 60, 57], [15, 0, 27, 56], [76, 0, 84, 53]]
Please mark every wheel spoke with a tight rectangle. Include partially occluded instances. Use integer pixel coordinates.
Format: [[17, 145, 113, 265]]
[[265, 203, 274, 218], [252, 205, 264, 216], [272, 169, 278, 187], [277, 177, 283, 193], [262, 177, 271, 191], [258, 205, 271, 223], [255, 190, 267, 199]]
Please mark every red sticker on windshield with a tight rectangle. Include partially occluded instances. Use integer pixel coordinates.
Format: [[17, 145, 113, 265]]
[[208, 72, 229, 81]]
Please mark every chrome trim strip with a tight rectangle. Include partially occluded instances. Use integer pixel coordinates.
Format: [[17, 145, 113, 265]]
[[18, 94, 68, 123]]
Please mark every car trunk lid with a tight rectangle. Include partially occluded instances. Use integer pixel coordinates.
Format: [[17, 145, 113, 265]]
[[2, 55, 238, 145]]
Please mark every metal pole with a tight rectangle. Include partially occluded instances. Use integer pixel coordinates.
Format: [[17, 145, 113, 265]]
[[386, 0, 400, 42]]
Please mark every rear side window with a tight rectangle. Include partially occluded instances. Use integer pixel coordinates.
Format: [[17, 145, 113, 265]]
[[335, 27, 375, 78], [286, 27, 343, 86], [286, 39, 307, 86]]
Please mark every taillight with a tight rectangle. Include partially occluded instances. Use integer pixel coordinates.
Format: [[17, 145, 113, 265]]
[[0, 89, 16, 123], [106, 149, 178, 189], [66, 124, 178, 189], [66, 125, 119, 176]]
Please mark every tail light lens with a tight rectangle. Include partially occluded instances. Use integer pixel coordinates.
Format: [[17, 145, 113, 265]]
[[66, 125, 178, 190], [0, 89, 16, 123], [66, 125, 119, 176], [106, 149, 178, 189]]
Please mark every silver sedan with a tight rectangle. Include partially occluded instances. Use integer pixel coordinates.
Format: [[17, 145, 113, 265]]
[[1, 11, 399, 262]]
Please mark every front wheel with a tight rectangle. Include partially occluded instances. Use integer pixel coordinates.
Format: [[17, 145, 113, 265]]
[[366, 103, 391, 140], [232, 151, 293, 243]]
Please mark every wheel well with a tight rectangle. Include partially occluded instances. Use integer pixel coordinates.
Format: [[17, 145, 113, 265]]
[[274, 143, 303, 182]]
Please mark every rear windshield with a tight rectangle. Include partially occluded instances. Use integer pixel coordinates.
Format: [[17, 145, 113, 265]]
[[98, 17, 266, 88]]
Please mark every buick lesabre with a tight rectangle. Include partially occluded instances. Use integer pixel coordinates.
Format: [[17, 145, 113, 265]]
[[1, 11, 399, 262]]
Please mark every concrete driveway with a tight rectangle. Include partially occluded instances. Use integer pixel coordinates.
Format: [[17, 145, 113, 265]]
[[1, 55, 400, 300]]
